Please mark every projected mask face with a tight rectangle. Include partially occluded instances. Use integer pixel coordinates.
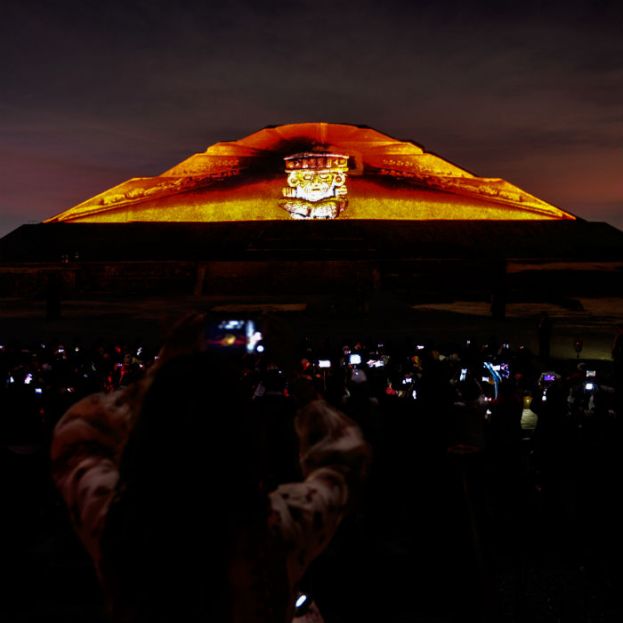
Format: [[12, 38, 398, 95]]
[[287, 170, 345, 202], [282, 153, 349, 220]]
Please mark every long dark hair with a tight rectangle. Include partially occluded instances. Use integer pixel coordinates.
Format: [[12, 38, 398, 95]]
[[100, 352, 285, 622]]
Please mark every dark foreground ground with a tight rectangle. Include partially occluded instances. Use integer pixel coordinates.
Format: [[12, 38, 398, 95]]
[[2, 293, 623, 622]]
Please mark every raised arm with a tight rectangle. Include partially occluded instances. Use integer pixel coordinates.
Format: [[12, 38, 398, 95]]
[[269, 398, 370, 584], [50, 314, 206, 566], [50, 390, 135, 566]]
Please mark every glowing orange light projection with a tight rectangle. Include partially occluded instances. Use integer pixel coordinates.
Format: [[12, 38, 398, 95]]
[[45, 123, 575, 223]]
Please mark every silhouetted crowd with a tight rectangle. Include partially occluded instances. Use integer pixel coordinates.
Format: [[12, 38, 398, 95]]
[[2, 330, 623, 622]]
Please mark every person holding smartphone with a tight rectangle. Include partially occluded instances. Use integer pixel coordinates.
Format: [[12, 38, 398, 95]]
[[51, 315, 369, 622]]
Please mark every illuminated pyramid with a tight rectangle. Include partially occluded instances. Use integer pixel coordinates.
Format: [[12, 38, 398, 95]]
[[46, 122, 573, 223]]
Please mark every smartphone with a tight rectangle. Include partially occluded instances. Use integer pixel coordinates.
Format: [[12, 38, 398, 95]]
[[317, 359, 331, 369], [367, 359, 384, 368], [349, 353, 362, 365], [460, 368, 467, 382], [205, 318, 263, 353]]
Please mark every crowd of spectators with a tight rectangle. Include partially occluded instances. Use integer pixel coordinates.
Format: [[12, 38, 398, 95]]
[[2, 328, 623, 621], [2, 332, 619, 443]]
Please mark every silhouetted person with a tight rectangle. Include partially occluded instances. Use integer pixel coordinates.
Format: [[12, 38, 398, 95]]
[[51, 318, 368, 623]]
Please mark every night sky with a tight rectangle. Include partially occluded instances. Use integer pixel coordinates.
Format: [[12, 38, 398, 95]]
[[1, 0, 622, 236]]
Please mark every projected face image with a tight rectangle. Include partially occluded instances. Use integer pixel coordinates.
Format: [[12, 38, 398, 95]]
[[288, 170, 345, 202], [282, 153, 349, 219]]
